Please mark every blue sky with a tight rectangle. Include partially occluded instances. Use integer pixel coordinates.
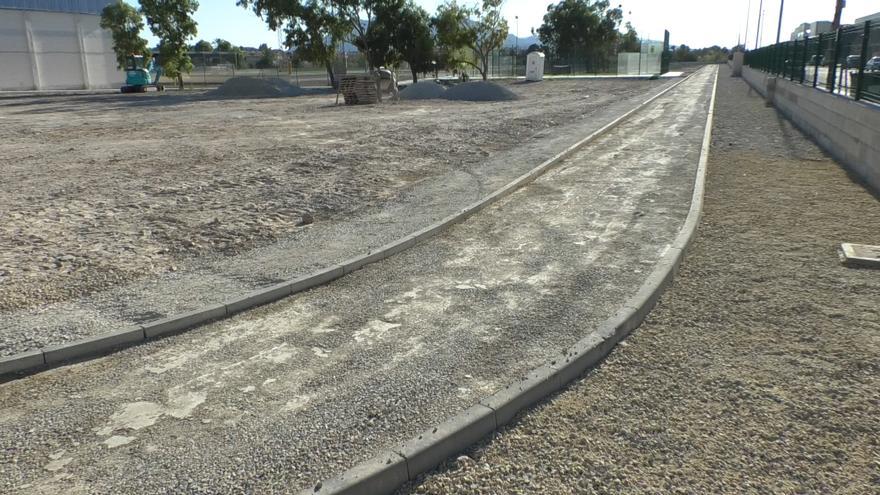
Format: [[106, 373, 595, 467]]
[[127, 0, 878, 50]]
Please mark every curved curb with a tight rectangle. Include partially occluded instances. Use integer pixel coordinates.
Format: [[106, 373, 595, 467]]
[[0, 71, 697, 381], [301, 66, 719, 495]]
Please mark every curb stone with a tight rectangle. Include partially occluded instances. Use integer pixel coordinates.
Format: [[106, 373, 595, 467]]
[[301, 66, 719, 495], [0, 71, 696, 380]]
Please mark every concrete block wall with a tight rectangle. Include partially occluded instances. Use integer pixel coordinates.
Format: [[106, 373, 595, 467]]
[[0, 9, 123, 90], [742, 66, 880, 194]]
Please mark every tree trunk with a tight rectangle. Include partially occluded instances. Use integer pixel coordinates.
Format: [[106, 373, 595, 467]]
[[411, 67, 418, 84], [177, 73, 184, 90], [325, 61, 337, 88], [481, 54, 489, 81]]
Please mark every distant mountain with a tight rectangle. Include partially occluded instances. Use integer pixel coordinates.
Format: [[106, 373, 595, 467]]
[[504, 34, 539, 49]]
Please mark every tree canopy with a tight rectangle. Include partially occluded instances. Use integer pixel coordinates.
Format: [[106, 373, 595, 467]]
[[140, 0, 200, 89], [237, 0, 347, 85], [537, 0, 623, 64], [390, 1, 435, 82], [100, 0, 150, 69], [433, 0, 509, 81], [193, 39, 213, 52]]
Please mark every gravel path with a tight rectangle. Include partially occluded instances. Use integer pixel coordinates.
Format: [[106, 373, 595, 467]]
[[0, 70, 715, 494], [403, 65, 880, 494], [0, 77, 675, 357]]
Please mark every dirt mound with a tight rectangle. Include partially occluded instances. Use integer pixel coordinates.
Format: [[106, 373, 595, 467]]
[[399, 81, 447, 100], [209, 77, 308, 98], [442, 81, 519, 102]]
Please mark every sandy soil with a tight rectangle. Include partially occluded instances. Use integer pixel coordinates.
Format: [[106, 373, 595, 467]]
[[403, 67, 880, 493], [0, 79, 662, 312]]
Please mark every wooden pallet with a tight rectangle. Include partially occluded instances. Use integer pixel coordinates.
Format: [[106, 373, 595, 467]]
[[339, 74, 379, 105]]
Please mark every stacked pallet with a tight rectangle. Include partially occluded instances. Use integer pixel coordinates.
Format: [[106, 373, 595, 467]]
[[339, 74, 379, 105]]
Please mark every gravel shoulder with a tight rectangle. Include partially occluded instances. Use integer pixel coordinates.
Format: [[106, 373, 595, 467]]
[[0, 69, 715, 494], [403, 65, 880, 494], [0, 77, 674, 357]]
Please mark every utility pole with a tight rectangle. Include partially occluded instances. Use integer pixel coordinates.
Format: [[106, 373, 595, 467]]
[[744, 0, 752, 50], [775, 0, 784, 44], [831, 0, 845, 30], [754, 0, 764, 49]]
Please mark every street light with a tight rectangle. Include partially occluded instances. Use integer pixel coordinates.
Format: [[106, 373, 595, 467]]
[[515, 16, 519, 77]]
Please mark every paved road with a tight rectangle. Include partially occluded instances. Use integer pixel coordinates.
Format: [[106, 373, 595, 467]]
[[0, 67, 716, 494]]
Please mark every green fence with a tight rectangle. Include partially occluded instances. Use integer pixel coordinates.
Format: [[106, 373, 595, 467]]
[[745, 20, 880, 104]]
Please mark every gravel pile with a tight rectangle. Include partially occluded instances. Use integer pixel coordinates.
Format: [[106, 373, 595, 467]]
[[399, 81, 447, 100], [403, 66, 880, 494], [442, 81, 519, 102], [208, 77, 309, 98]]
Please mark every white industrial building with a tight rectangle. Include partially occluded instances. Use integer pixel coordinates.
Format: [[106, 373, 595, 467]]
[[0, 0, 123, 90], [790, 21, 833, 41]]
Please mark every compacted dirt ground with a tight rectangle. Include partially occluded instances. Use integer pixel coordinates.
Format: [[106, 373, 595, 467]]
[[0, 79, 662, 313], [403, 67, 880, 493]]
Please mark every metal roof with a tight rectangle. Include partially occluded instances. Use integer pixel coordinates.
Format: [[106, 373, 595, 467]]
[[0, 0, 114, 15]]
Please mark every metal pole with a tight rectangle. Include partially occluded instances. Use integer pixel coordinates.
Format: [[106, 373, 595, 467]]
[[799, 34, 808, 83], [515, 16, 518, 77], [755, 0, 764, 49], [775, 0, 784, 44], [828, 28, 842, 93], [855, 21, 871, 101], [812, 33, 822, 88], [744, 0, 752, 49]]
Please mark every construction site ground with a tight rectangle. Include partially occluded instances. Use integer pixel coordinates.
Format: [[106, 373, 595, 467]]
[[0, 68, 716, 493], [404, 65, 880, 494], [0, 77, 673, 357]]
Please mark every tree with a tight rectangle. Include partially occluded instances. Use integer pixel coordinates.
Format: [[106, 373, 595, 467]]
[[238, 0, 347, 87], [358, 0, 401, 69], [100, 0, 150, 69], [193, 39, 212, 52], [619, 21, 639, 53], [433, 0, 509, 81], [214, 38, 233, 52], [360, 0, 434, 80], [140, 0, 200, 89], [391, 1, 435, 82], [537, 0, 622, 69], [672, 44, 697, 62], [256, 43, 276, 68]]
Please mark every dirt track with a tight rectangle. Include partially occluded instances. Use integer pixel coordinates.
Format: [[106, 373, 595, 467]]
[[0, 70, 714, 495], [0, 79, 663, 314], [403, 66, 880, 494]]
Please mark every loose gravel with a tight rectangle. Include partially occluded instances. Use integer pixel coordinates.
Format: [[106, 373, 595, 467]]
[[403, 65, 880, 494], [207, 76, 311, 98], [399, 81, 447, 100], [0, 77, 674, 357], [443, 81, 519, 101], [0, 70, 715, 494]]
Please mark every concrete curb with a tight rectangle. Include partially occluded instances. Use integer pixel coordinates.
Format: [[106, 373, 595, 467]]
[[0, 71, 696, 381], [302, 66, 719, 495]]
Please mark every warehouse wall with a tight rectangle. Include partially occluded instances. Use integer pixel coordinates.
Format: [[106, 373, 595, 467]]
[[0, 8, 123, 90]]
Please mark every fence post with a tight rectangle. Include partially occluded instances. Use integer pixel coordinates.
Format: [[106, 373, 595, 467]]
[[855, 20, 871, 101], [828, 28, 842, 94], [813, 33, 823, 87], [800, 36, 809, 83]]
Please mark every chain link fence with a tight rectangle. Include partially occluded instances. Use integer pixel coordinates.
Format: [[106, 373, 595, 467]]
[[745, 20, 880, 104], [176, 38, 671, 90]]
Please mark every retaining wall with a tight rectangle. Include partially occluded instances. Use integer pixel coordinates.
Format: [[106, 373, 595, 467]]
[[741, 65, 880, 194]]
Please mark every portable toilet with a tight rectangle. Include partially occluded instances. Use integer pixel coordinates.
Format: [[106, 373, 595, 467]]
[[526, 51, 545, 81]]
